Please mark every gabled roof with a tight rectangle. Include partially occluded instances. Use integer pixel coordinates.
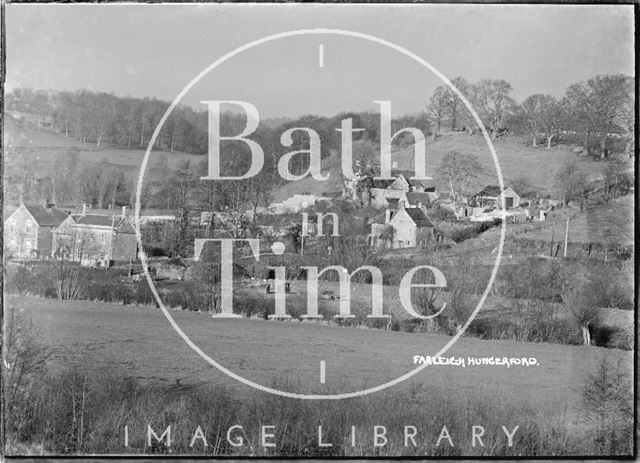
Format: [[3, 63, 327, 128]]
[[74, 214, 117, 227], [474, 185, 503, 197], [404, 208, 435, 228], [405, 192, 436, 205], [22, 204, 70, 227], [474, 186, 519, 198], [392, 170, 435, 189], [72, 214, 135, 233]]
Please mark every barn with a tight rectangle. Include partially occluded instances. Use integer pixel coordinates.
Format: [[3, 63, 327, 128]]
[[471, 186, 521, 210]]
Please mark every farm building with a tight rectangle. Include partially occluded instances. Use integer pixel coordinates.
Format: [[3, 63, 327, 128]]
[[4, 202, 70, 259], [370, 203, 436, 249], [358, 172, 435, 209], [470, 186, 521, 210], [52, 205, 137, 265]]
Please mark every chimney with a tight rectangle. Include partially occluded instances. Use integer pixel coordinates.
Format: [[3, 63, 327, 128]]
[[398, 199, 405, 210], [122, 206, 129, 219], [385, 209, 392, 223], [81, 204, 91, 216], [44, 199, 52, 209]]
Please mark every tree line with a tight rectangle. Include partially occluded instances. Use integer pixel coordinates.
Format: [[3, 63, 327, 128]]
[[427, 74, 634, 158]]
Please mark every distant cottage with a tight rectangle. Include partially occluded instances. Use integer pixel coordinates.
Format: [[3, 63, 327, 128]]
[[470, 186, 521, 210], [370, 202, 436, 249], [4, 202, 70, 258]]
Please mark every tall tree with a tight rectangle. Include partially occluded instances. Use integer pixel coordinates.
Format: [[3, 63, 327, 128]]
[[563, 74, 632, 157], [427, 86, 448, 133], [473, 79, 516, 139], [446, 76, 471, 131]]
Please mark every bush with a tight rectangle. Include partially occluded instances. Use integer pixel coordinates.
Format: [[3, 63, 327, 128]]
[[592, 325, 632, 350], [581, 356, 633, 455]]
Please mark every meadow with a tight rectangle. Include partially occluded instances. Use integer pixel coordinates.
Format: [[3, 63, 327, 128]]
[[7, 295, 631, 401], [3, 295, 634, 456]]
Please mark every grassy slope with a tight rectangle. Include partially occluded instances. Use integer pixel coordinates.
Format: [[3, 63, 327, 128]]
[[268, 131, 607, 201], [5, 117, 606, 200], [4, 116, 205, 175], [10, 295, 631, 406], [391, 132, 606, 193]]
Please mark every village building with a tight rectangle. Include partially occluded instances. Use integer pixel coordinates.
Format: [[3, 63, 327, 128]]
[[4, 202, 70, 259], [357, 171, 437, 209], [470, 186, 521, 210], [370, 202, 436, 249], [52, 205, 137, 266]]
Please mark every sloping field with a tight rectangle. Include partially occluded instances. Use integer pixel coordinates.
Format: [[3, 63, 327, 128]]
[[4, 116, 205, 174], [391, 132, 606, 192], [8, 296, 631, 406], [267, 131, 606, 202], [520, 195, 634, 246]]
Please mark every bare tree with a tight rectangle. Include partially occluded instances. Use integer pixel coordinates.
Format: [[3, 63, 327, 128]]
[[437, 151, 483, 217], [427, 86, 448, 133]]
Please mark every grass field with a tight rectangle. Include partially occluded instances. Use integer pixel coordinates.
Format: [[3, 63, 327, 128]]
[[8, 295, 631, 405], [519, 195, 634, 246]]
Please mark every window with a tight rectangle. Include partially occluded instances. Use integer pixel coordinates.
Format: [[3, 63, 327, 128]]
[[99, 252, 105, 261], [25, 221, 33, 234], [9, 239, 16, 248], [24, 240, 32, 251], [7, 222, 15, 233], [101, 234, 106, 244]]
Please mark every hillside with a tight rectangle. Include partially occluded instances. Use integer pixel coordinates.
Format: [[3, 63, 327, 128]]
[[4, 115, 205, 176], [388, 132, 606, 192], [10, 295, 631, 404], [4, 116, 611, 206], [268, 131, 608, 202]]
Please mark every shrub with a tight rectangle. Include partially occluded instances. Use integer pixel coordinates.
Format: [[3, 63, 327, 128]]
[[581, 355, 633, 455]]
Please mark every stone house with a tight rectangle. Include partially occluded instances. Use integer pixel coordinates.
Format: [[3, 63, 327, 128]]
[[370, 203, 436, 249], [52, 205, 137, 266], [4, 202, 70, 259]]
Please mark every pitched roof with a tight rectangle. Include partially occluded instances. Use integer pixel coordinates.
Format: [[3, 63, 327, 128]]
[[392, 171, 435, 189], [73, 214, 134, 233], [23, 204, 70, 227], [406, 192, 435, 205], [74, 214, 116, 227], [474, 185, 502, 197], [404, 208, 434, 228]]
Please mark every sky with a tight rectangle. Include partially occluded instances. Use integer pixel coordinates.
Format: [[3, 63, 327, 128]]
[[4, 3, 635, 118]]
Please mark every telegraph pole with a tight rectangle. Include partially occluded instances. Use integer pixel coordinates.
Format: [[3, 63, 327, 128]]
[[563, 217, 570, 258]]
